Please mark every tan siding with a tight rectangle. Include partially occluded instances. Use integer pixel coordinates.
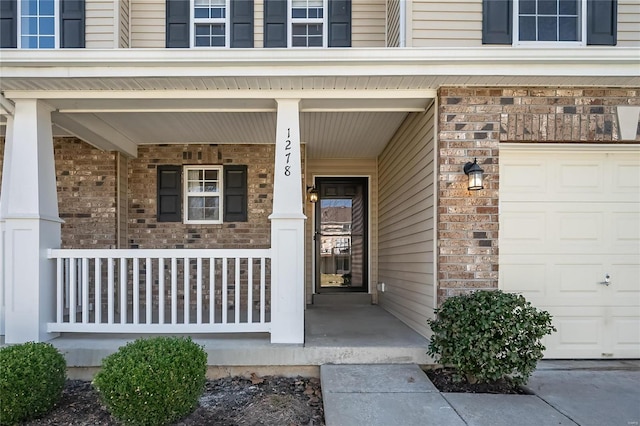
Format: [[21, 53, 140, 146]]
[[255, 0, 264, 47], [386, 0, 401, 47], [131, 0, 166, 48], [619, 0, 640, 46], [411, 0, 482, 47], [305, 158, 378, 305], [377, 103, 436, 338], [120, 0, 130, 48], [85, 0, 116, 49], [352, 0, 386, 47]]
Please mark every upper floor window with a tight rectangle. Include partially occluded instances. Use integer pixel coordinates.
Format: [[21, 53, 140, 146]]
[[291, 0, 324, 47], [0, 0, 84, 48], [515, 0, 585, 44], [482, 0, 617, 46], [20, 0, 56, 48], [193, 0, 229, 47]]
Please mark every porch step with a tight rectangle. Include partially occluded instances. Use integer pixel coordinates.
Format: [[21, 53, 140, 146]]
[[312, 293, 372, 306]]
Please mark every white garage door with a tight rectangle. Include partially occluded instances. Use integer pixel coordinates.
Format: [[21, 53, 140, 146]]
[[500, 145, 640, 359]]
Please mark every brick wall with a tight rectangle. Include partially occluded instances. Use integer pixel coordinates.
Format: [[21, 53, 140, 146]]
[[0, 137, 118, 249], [54, 138, 119, 248], [128, 144, 274, 249], [437, 87, 639, 302]]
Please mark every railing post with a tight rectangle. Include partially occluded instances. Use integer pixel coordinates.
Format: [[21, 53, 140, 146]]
[[270, 99, 306, 344]]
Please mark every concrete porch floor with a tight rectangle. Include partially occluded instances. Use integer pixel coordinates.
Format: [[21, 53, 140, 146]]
[[47, 304, 431, 379]]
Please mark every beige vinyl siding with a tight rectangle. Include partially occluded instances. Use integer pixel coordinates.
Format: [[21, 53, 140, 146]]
[[352, 0, 386, 47], [305, 158, 378, 305], [386, 0, 401, 47], [85, 0, 116, 48], [119, 0, 130, 48], [131, 0, 166, 48], [255, 0, 264, 47], [619, 0, 640, 46], [411, 0, 481, 47], [377, 103, 436, 338]]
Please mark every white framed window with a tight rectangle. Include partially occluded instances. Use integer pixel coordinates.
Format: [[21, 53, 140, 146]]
[[184, 166, 223, 224], [290, 0, 326, 47], [514, 0, 587, 46], [18, 0, 58, 49], [192, 0, 230, 47]]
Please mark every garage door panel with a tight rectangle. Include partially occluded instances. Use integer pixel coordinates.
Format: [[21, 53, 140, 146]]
[[500, 263, 547, 304], [609, 262, 640, 306], [611, 211, 640, 251], [500, 145, 640, 359], [613, 161, 640, 199], [557, 161, 604, 194]]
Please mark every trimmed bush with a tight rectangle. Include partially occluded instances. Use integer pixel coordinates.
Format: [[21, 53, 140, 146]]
[[0, 342, 67, 424], [427, 290, 556, 386], [93, 336, 207, 425]]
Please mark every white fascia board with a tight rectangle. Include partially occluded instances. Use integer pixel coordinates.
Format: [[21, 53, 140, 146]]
[[0, 47, 638, 79], [3, 89, 437, 100]]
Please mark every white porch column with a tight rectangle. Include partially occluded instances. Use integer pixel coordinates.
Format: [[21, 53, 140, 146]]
[[2, 99, 61, 343], [270, 99, 306, 344]]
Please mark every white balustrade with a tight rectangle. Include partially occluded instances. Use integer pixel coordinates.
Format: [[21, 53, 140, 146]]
[[47, 249, 271, 333]]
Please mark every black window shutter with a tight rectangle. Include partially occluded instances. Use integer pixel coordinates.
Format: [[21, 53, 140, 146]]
[[482, 0, 512, 44], [231, 0, 254, 48], [157, 166, 182, 222], [166, 0, 190, 48], [328, 0, 351, 47], [264, 0, 286, 47], [60, 0, 85, 48], [587, 0, 617, 45], [224, 165, 248, 222], [0, 0, 17, 48]]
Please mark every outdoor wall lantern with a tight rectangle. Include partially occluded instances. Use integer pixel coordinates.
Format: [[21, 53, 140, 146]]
[[307, 185, 319, 203], [463, 158, 484, 191]]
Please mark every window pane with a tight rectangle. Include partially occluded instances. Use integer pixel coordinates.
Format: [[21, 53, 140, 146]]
[[39, 17, 54, 35], [519, 0, 536, 15], [21, 17, 37, 34], [559, 16, 578, 41], [195, 24, 210, 35], [519, 16, 536, 41], [39, 35, 54, 48], [204, 170, 218, 180], [212, 24, 224, 36], [292, 24, 306, 36], [195, 8, 209, 18], [22, 35, 37, 48], [538, 0, 557, 15], [559, 0, 578, 15], [22, 0, 37, 16], [538, 16, 557, 41], [40, 0, 55, 15], [308, 36, 322, 47], [188, 182, 202, 192], [292, 8, 306, 18], [308, 24, 322, 36], [188, 170, 200, 180]]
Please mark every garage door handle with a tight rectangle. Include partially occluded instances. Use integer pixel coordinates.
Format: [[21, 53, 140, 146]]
[[599, 274, 611, 286]]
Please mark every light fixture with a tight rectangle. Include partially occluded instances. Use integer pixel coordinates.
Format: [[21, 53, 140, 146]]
[[463, 158, 484, 191], [306, 185, 319, 203]]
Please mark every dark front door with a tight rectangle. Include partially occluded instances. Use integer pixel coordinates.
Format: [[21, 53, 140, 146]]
[[315, 177, 368, 293]]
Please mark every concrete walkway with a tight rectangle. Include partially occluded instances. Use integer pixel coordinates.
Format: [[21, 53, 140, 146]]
[[321, 361, 640, 426]]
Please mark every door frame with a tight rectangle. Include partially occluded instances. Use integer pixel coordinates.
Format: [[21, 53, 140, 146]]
[[311, 175, 372, 295]]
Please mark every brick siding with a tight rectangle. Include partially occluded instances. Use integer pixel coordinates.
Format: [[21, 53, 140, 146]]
[[437, 87, 639, 302]]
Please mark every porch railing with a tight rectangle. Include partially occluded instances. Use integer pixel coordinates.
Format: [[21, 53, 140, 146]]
[[47, 249, 271, 333]]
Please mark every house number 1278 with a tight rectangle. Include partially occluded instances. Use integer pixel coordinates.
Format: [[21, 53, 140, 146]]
[[284, 128, 291, 176]]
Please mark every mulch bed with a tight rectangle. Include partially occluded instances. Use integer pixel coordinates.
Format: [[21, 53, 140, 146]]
[[424, 368, 531, 395]]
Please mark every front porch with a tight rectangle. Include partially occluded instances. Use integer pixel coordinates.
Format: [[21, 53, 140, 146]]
[[47, 304, 431, 379]]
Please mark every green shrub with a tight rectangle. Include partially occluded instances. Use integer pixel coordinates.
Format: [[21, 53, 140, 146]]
[[93, 336, 207, 426], [0, 342, 67, 424], [427, 290, 556, 386]]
